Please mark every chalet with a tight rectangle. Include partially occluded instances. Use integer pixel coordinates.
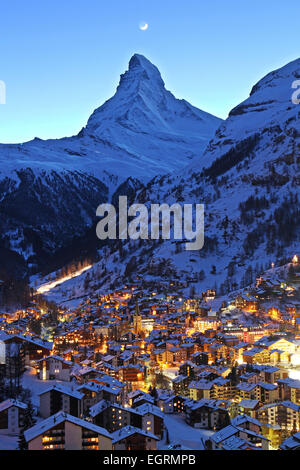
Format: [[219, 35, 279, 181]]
[[239, 372, 259, 384], [92, 400, 140, 430], [236, 381, 278, 404], [76, 382, 105, 414], [238, 399, 260, 418], [157, 394, 185, 414], [253, 336, 297, 364], [277, 378, 300, 404], [209, 415, 269, 450], [117, 365, 144, 390], [191, 351, 209, 366], [189, 378, 236, 401], [131, 393, 155, 409], [134, 403, 164, 438], [39, 384, 84, 418], [194, 317, 219, 334], [35, 355, 73, 381], [163, 346, 182, 364], [127, 389, 148, 407], [24, 411, 112, 450], [0, 399, 27, 435], [89, 373, 127, 401], [172, 375, 191, 396], [11, 334, 53, 364], [231, 414, 264, 434], [179, 361, 202, 378], [253, 364, 287, 384], [258, 401, 300, 432], [231, 342, 250, 362], [185, 399, 230, 430], [71, 366, 102, 383], [0, 332, 26, 378], [111, 425, 158, 450], [235, 294, 259, 312], [207, 434, 259, 450], [242, 347, 270, 364]]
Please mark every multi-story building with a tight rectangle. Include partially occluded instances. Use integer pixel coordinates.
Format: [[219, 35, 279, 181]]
[[111, 426, 158, 450], [0, 399, 27, 435], [24, 411, 113, 450], [35, 355, 73, 381], [258, 401, 300, 432], [39, 384, 84, 418]]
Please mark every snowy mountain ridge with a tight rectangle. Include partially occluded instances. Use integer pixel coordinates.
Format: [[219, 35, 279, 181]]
[[0, 54, 222, 276], [0, 54, 221, 182], [41, 56, 300, 304]]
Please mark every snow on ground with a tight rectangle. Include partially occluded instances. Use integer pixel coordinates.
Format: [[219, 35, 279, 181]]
[[0, 434, 18, 450], [22, 367, 73, 408], [162, 414, 213, 450]]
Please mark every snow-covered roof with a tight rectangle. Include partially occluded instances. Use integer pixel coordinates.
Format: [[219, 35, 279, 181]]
[[231, 414, 262, 428], [239, 399, 259, 409], [134, 403, 164, 419], [0, 399, 27, 413], [14, 333, 53, 350], [24, 411, 112, 442], [210, 425, 238, 443], [36, 354, 72, 366], [111, 425, 158, 443], [221, 434, 258, 450], [38, 383, 84, 399]]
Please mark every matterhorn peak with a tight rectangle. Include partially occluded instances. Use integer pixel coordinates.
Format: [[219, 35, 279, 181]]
[[79, 53, 222, 174], [128, 53, 162, 77], [117, 53, 165, 93]]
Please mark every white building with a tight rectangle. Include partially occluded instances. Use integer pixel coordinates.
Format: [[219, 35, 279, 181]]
[[0, 399, 27, 435], [36, 355, 72, 381], [25, 411, 113, 450]]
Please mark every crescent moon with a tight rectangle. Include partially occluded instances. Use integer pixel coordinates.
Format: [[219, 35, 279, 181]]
[[139, 22, 149, 31]]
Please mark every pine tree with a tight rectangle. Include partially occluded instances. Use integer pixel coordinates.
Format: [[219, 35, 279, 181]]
[[18, 428, 28, 450], [23, 399, 36, 429], [165, 428, 170, 445], [18, 399, 36, 450], [150, 386, 158, 400]]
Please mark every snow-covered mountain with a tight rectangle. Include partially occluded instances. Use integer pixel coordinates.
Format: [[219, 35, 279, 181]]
[[0, 54, 221, 182], [44, 57, 300, 304], [0, 54, 221, 276]]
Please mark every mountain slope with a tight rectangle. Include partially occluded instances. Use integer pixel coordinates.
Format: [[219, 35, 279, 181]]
[[45, 57, 300, 303], [0, 54, 221, 277]]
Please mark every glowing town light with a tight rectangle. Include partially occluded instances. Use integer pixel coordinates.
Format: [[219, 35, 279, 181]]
[[292, 254, 299, 265]]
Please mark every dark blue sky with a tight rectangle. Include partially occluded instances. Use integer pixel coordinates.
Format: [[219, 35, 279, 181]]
[[0, 0, 299, 143]]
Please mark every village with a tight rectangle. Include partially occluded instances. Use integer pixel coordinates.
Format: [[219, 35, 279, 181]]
[[0, 255, 300, 450]]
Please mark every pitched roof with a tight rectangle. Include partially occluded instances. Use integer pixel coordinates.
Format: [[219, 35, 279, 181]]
[[24, 411, 112, 442], [0, 399, 27, 413], [38, 383, 84, 399], [111, 425, 158, 443]]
